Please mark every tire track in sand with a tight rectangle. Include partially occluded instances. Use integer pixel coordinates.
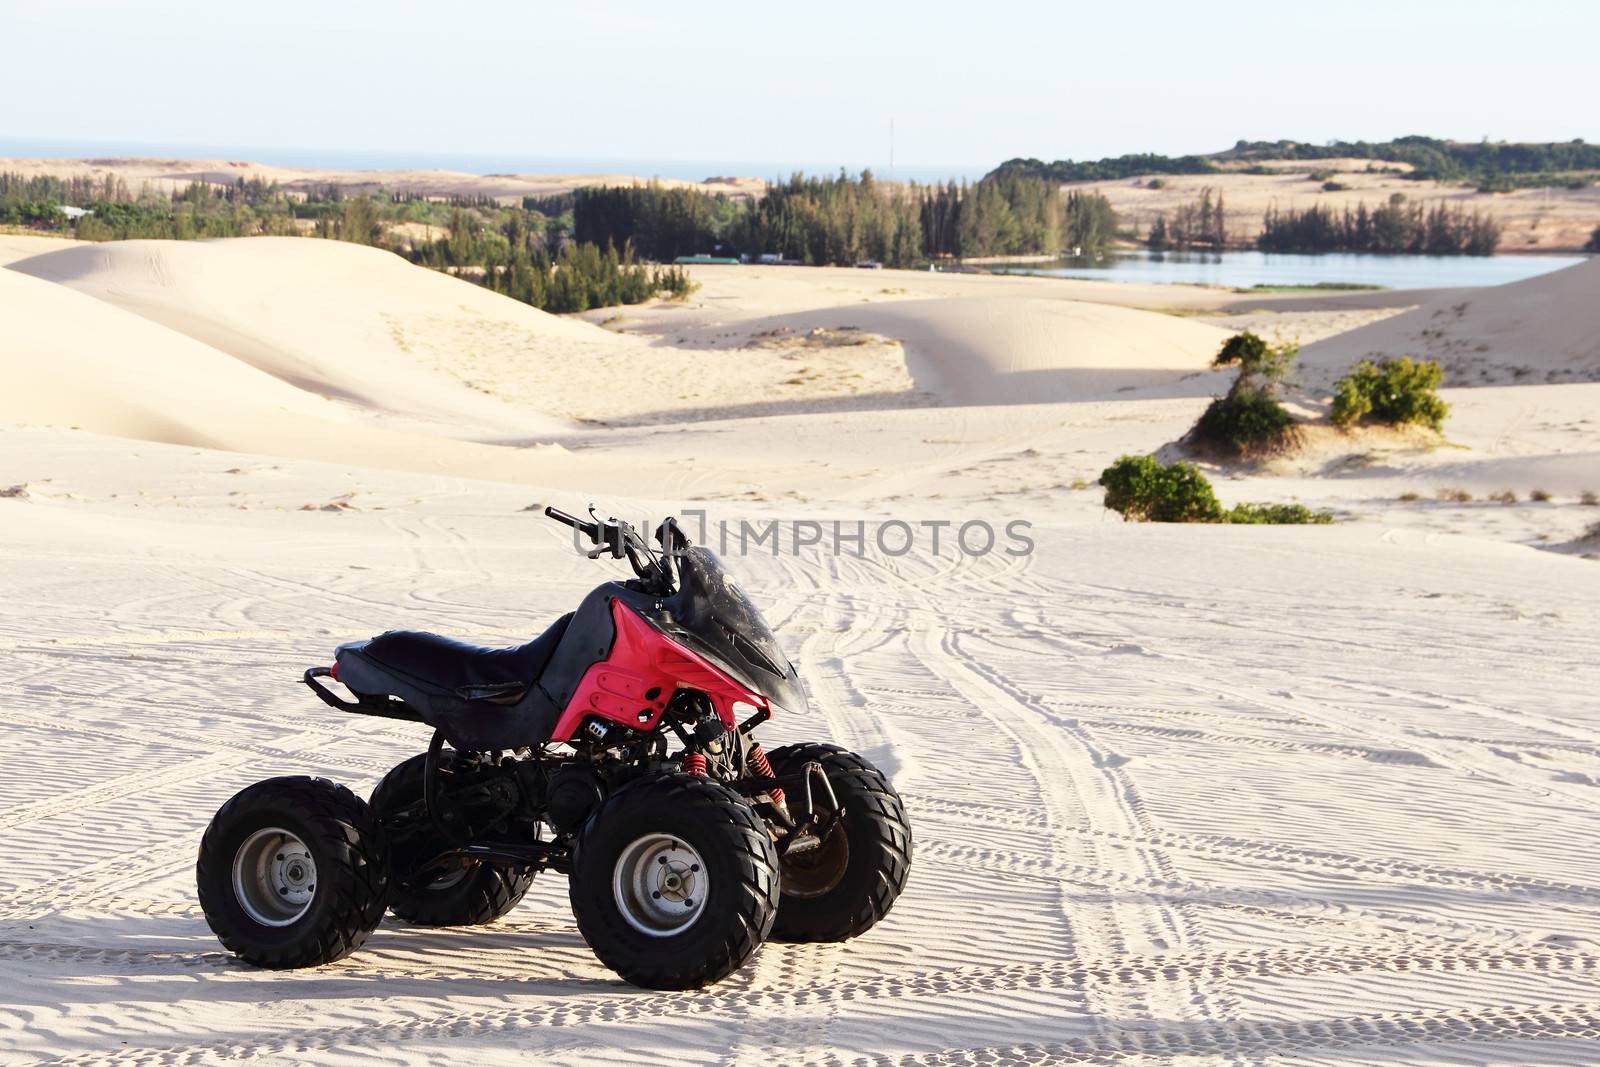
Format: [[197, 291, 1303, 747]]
[[874, 1001, 1600, 1066], [27, 940, 1598, 1065]]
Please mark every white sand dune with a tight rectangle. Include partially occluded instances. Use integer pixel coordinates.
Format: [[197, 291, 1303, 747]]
[[7, 237, 595, 436], [0, 248, 651, 491], [1301, 257, 1600, 387], [0, 264, 358, 449], [826, 296, 1230, 404], [679, 296, 1231, 406], [0, 233, 80, 266]]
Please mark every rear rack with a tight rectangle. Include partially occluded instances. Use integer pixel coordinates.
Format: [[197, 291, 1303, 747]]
[[303, 666, 424, 724]]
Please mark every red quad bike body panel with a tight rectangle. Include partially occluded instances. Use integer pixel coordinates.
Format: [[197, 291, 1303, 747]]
[[549, 599, 767, 743]]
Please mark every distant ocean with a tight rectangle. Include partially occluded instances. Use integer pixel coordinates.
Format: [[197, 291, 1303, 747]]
[[0, 137, 984, 184]]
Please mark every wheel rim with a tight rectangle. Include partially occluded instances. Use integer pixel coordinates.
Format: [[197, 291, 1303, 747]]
[[231, 827, 318, 927], [781, 821, 850, 899], [424, 865, 473, 892], [612, 834, 707, 937]]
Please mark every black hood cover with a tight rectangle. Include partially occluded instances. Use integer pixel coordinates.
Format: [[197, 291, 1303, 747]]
[[654, 547, 809, 714]]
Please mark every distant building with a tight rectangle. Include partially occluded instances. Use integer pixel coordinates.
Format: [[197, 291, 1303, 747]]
[[55, 205, 92, 220]]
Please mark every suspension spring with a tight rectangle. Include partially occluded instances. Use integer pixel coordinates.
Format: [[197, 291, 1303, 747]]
[[748, 743, 785, 805], [683, 752, 708, 776]]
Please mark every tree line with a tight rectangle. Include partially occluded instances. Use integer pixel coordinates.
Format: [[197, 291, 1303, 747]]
[[1226, 136, 1600, 185], [0, 172, 698, 312], [1147, 187, 1227, 250], [1257, 195, 1501, 255], [6, 167, 1119, 268], [568, 172, 1116, 265], [992, 152, 1217, 184], [2, 167, 1124, 311], [993, 135, 1600, 188], [481, 241, 693, 314], [402, 207, 693, 312]]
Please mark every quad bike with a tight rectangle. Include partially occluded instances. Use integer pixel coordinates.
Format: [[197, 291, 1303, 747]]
[[195, 507, 912, 989]]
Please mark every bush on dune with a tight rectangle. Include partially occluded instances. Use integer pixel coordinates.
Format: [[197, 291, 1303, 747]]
[[1191, 390, 1295, 455], [1099, 454, 1333, 525], [1189, 332, 1301, 458], [1225, 501, 1334, 525], [1331, 356, 1450, 431], [1100, 454, 1223, 522]]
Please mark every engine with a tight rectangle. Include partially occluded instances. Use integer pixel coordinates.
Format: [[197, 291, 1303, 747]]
[[546, 764, 606, 835]]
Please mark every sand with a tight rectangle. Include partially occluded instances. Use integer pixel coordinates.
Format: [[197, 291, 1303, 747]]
[[1299, 257, 1600, 387], [3, 234, 1600, 1065]]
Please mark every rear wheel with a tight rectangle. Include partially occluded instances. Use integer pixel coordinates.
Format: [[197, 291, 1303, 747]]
[[370, 753, 534, 927], [765, 744, 912, 942], [569, 772, 779, 990], [196, 776, 390, 968]]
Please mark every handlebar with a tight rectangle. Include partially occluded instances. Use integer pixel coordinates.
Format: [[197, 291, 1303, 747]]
[[545, 504, 687, 595], [544, 506, 599, 542]]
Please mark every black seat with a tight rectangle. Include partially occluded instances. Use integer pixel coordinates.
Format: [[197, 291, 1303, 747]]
[[346, 614, 573, 702], [331, 613, 577, 751]]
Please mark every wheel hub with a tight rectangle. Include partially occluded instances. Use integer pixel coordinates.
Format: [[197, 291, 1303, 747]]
[[232, 827, 318, 927], [780, 820, 849, 899], [612, 834, 707, 937]]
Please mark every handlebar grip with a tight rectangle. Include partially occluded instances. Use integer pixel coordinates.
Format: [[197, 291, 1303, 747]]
[[545, 506, 600, 542]]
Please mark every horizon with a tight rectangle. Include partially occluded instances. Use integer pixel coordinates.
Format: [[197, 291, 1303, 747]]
[[2, 1, 1595, 174], [4, 130, 1594, 188]]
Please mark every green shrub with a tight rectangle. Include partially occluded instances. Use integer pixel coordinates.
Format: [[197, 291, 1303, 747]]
[[1100, 454, 1335, 525], [1213, 331, 1269, 370], [1194, 332, 1301, 456], [1331, 356, 1450, 430], [1587, 225, 1600, 253], [1192, 391, 1296, 456], [1100, 454, 1222, 523], [1225, 502, 1334, 525], [1212, 331, 1299, 389]]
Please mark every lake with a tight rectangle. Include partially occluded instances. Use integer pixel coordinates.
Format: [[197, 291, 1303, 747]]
[[990, 250, 1587, 290]]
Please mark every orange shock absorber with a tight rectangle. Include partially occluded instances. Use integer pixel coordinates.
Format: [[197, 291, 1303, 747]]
[[683, 753, 708, 776], [748, 743, 784, 805]]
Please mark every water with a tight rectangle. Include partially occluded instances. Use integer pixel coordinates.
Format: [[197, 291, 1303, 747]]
[[991, 249, 1587, 291], [0, 137, 982, 185]]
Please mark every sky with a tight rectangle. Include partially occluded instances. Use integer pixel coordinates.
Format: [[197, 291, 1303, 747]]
[[1, 0, 1595, 176]]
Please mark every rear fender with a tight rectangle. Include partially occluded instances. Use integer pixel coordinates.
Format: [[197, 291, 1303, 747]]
[[550, 600, 765, 742]]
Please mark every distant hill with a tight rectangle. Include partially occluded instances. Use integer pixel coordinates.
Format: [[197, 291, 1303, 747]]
[[991, 136, 1600, 190]]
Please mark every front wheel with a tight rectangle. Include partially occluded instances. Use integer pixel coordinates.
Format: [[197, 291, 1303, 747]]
[[765, 744, 912, 942], [569, 772, 780, 990], [196, 776, 390, 968]]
